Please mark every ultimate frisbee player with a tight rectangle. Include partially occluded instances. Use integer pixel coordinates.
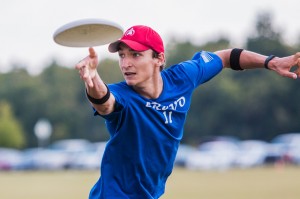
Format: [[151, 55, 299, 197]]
[[75, 25, 300, 199]]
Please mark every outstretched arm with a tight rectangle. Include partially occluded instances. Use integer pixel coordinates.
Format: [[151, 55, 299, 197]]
[[75, 47, 115, 115], [215, 49, 300, 79]]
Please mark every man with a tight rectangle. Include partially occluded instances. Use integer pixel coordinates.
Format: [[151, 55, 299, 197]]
[[75, 25, 299, 199]]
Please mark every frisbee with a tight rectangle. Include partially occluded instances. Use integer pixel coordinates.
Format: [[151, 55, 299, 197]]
[[53, 18, 123, 47]]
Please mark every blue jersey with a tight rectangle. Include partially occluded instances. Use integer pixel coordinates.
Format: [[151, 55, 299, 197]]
[[89, 51, 223, 199]]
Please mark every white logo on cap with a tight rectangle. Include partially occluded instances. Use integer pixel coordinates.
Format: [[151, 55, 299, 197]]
[[125, 28, 135, 36]]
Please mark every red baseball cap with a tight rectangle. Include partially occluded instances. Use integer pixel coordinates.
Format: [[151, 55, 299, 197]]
[[108, 25, 164, 53]]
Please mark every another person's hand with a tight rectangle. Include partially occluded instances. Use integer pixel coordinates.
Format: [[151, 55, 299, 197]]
[[75, 47, 99, 87], [270, 53, 300, 79]]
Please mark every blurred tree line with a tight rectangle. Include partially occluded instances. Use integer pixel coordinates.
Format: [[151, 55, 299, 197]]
[[1, 12, 300, 148]]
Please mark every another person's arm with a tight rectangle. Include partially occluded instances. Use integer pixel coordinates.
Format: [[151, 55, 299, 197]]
[[215, 49, 300, 79]]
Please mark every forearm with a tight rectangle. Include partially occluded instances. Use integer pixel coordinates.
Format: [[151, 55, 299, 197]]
[[239, 50, 268, 69], [85, 73, 115, 115], [216, 49, 268, 69]]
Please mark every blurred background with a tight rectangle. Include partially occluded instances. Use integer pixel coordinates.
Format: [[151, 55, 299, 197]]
[[1, 0, 300, 199]]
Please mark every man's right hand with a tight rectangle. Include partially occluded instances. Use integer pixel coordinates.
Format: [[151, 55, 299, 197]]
[[75, 47, 99, 87]]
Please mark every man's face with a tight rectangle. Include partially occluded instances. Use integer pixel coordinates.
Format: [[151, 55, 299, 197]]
[[117, 44, 160, 87]]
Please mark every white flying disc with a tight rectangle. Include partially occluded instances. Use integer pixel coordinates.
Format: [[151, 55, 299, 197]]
[[53, 18, 124, 47]]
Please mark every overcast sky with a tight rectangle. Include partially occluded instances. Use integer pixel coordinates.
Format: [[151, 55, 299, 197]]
[[1, 0, 299, 74]]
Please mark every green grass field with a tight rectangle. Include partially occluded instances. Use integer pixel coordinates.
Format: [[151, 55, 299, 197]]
[[0, 166, 299, 199]]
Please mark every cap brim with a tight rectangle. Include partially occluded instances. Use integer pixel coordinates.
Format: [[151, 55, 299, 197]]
[[108, 39, 150, 53]]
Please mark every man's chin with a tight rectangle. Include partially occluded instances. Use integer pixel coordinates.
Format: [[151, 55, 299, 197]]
[[125, 80, 135, 86]]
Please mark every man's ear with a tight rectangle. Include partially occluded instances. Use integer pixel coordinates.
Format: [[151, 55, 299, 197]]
[[157, 52, 165, 66]]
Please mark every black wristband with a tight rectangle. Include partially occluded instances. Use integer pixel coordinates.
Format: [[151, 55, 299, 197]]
[[86, 84, 110, 105], [264, 55, 276, 69], [230, 48, 244, 70]]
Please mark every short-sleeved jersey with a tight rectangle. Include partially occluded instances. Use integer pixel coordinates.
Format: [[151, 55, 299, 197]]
[[89, 51, 223, 199]]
